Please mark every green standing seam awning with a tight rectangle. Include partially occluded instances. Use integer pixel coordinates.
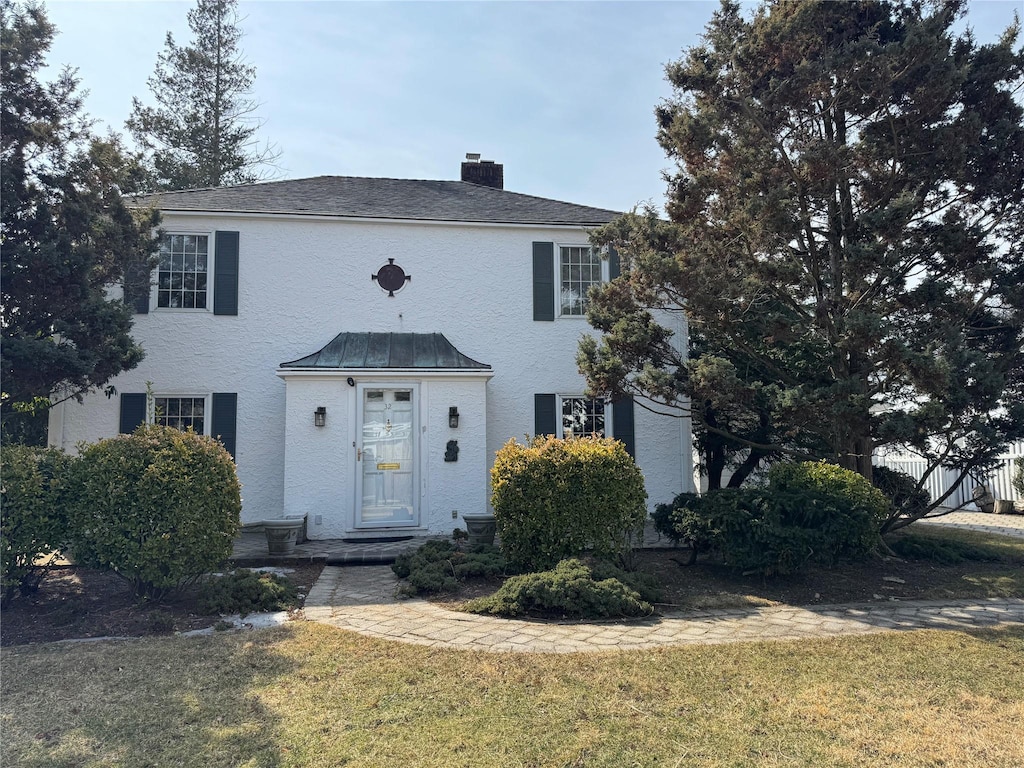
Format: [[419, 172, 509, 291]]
[[280, 332, 491, 370]]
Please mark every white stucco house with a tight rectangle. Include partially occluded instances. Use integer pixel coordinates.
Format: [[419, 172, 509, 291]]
[[48, 157, 693, 539]]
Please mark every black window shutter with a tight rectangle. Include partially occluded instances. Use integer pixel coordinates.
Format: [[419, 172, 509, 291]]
[[213, 231, 239, 315], [532, 242, 555, 321], [211, 393, 238, 459], [608, 246, 620, 280], [123, 261, 150, 314], [612, 395, 635, 458], [119, 393, 147, 433], [534, 393, 557, 437]]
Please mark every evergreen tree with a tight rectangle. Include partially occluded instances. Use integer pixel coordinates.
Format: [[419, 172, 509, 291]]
[[1, 0, 160, 444], [127, 0, 276, 190], [579, 0, 1024, 524]]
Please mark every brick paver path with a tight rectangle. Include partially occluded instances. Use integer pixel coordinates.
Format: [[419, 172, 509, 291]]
[[918, 510, 1024, 539], [303, 565, 1024, 654]]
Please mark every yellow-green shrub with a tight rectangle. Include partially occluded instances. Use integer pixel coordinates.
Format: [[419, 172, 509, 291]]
[[69, 425, 241, 600], [490, 436, 647, 571], [0, 445, 71, 606]]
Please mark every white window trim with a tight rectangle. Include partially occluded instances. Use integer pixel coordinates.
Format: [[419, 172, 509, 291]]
[[555, 243, 609, 319], [147, 393, 211, 435], [557, 394, 612, 440], [151, 230, 215, 313]]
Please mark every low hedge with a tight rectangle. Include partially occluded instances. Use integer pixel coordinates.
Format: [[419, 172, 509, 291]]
[[674, 487, 878, 576]]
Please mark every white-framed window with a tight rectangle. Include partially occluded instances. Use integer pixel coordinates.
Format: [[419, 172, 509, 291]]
[[559, 396, 609, 439], [559, 245, 606, 317], [152, 395, 208, 435], [157, 233, 210, 309]]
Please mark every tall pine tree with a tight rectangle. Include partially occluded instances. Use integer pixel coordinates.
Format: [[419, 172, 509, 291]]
[[127, 0, 276, 190], [1, 0, 160, 444], [579, 0, 1024, 527]]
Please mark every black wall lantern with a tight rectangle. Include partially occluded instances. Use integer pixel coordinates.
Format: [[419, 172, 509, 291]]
[[448, 406, 459, 429], [314, 406, 327, 427]]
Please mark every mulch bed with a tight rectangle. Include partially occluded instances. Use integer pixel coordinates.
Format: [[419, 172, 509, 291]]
[[632, 549, 994, 609], [0, 562, 325, 647], [431, 547, 1024, 612]]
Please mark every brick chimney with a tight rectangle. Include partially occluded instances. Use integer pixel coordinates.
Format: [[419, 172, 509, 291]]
[[460, 153, 503, 189]]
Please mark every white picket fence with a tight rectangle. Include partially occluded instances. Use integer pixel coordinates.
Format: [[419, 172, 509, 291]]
[[876, 443, 1023, 508]]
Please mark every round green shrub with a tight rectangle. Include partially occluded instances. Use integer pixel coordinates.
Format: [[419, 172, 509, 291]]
[[769, 460, 890, 533], [69, 425, 241, 600], [490, 436, 647, 571], [0, 445, 72, 605], [464, 559, 653, 619], [670, 486, 879, 576], [1013, 457, 1023, 497], [871, 465, 931, 527]]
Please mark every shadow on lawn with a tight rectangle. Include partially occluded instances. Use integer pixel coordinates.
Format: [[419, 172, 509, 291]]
[[2, 625, 302, 768]]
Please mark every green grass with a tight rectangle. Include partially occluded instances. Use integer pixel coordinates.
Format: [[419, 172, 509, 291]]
[[3, 623, 1024, 767], [888, 525, 1024, 564]]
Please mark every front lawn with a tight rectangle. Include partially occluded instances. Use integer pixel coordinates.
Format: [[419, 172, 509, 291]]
[[2, 623, 1022, 767]]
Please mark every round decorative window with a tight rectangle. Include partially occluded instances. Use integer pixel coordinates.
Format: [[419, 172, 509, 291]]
[[372, 258, 411, 297]]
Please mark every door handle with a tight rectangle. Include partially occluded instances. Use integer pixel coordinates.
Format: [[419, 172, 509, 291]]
[[357, 448, 362, 461]]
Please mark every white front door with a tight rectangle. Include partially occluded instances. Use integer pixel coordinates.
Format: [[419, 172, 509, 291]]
[[356, 386, 418, 527]]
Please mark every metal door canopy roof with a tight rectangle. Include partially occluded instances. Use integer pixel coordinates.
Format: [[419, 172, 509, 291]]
[[280, 332, 491, 370]]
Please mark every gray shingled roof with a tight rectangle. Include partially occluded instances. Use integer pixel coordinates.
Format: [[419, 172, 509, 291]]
[[132, 176, 620, 226], [281, 332, 491, 370]]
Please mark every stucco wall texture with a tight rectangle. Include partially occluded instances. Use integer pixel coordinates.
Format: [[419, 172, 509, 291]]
[[51, 213, 693, 535]]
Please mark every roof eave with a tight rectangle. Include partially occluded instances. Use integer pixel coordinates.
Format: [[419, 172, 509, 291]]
[[131, 206, 617, 228], [275, 367, 495, 379]]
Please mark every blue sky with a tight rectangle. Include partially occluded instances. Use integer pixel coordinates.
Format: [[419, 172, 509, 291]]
[[45, 0, 1021, 213]]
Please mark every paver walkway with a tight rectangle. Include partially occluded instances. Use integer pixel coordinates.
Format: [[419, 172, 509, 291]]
[[303, 565, 1024, 654], [918, 510, 1024, 539], [278, 511, 1024, 653]]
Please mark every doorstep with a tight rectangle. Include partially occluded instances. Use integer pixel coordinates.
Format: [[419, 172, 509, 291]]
[[230, 528, 443, 566]]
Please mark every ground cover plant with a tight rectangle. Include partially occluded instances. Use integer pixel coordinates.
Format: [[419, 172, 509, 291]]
[[2, 622, 1023, 767], [390, 539, 506, 596], [464, 558, 656, 619], [197, 569, 300, 616]]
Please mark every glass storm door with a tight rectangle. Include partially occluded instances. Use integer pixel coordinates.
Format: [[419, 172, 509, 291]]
[[358, 388, 417, 527]]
